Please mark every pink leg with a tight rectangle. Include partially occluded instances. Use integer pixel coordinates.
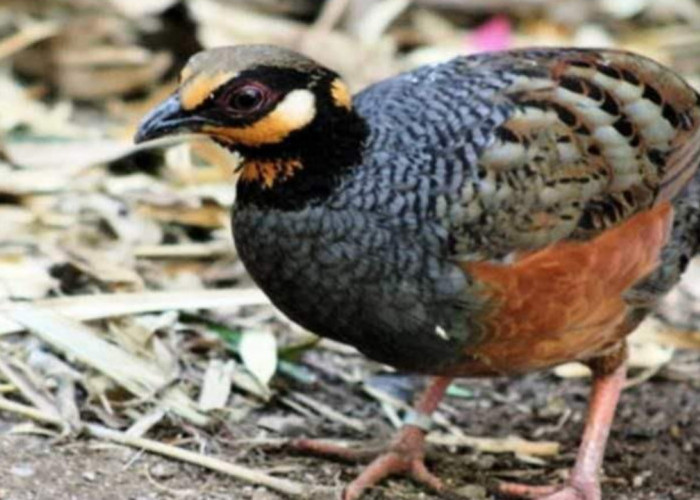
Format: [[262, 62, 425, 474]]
[[501, 362, 626, 500], [291, 376, 452, 500]]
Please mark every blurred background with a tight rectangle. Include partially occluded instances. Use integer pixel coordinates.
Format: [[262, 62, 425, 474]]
[[1, 1, 699, 499]]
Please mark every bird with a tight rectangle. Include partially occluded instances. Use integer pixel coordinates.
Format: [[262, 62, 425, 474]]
[[135, 44, 700, 500]]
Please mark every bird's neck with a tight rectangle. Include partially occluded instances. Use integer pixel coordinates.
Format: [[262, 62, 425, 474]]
[[234, 109, 369, 211]]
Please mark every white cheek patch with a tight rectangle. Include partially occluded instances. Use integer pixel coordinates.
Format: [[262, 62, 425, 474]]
[[274, 89, 317, 132]]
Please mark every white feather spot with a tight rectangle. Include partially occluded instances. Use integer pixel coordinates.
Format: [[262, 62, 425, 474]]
[[477, 171, 497, 200], [556, 143, 580, 163], [436, 195, 448, 218], [461, 181, 475, 201], [613, 82, 643, 103], [481, 142, 526, 168], [609, 171, 641, 191], [576, 102, 617, 127], [591, 72, 622, 91], [624, 100, 662, 126], [539, 186, 561, 205], [593, 125, 627, 147], [512, 108, 558, 127], [641, 121, 675, 145], [435, 325, 449, 340]]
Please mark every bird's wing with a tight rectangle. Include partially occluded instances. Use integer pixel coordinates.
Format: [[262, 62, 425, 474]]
[[429, 49, 700, 365], [353, 49, 700, 362], [435, 48, 700, 259]]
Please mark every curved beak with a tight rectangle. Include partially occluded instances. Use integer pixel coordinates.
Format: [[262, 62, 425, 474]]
[[135, 93, 207, 144]]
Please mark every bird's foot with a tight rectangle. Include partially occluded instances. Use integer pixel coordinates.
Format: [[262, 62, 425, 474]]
[[499, 479, 600, 500], [290, 425, 442, 500]]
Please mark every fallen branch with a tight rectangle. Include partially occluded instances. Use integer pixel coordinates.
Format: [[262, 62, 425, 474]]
[[0, 396, 63, 426], [86, 424, 330, 498], [289, 391, 367, 433]]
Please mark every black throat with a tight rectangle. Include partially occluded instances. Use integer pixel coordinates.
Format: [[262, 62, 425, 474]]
[[233, 105, 369, 211]]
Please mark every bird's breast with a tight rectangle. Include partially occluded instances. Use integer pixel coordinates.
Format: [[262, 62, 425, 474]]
[[231, 204, 486, 373]]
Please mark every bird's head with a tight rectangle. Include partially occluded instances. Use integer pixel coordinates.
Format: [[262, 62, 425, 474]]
[[135, 45, 367, 207]]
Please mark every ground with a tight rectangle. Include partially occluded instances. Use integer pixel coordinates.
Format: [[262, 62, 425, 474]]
[[2, 357, 699, 500], [3, 2, 700, 500]]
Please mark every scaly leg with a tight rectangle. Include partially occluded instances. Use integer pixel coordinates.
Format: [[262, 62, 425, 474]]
[[290, 376, 452, 500], [501, 355, 627, 500]]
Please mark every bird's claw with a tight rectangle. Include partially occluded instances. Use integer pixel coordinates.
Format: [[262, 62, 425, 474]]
[[343, 448, 443, 500], [289, 426, 442, 500], [499, 480, 600, 500]]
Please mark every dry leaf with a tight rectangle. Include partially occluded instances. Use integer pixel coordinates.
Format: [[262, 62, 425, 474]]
[[198, 359, 234, 411], [239, 329, 278, 389], [4, 304, 208, 425]]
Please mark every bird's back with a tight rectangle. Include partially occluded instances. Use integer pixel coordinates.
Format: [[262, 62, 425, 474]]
[[353, 48, 700, 253]]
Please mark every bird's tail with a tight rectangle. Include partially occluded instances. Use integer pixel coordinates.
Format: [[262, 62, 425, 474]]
[[683, 171, 700, 259], [629, 173, 700, 303]]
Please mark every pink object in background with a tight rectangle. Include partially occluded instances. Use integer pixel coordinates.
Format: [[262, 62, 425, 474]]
[[469, 15, 512, 53]]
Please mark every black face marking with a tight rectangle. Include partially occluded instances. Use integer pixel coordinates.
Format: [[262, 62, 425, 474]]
[[225, 85, 267, 112], [232, 71, 370, 211], [205, 66, 311, 127]]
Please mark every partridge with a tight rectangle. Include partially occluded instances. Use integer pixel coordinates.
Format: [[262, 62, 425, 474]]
[[136, 45, 700, 500]]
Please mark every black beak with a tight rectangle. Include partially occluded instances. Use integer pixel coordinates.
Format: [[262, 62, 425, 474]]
[[135, 93, 203, 144]]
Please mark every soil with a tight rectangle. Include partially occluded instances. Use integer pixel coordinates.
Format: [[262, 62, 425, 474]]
[[1, 351, 699, 500]]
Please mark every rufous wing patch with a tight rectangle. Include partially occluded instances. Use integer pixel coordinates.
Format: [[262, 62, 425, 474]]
[[203, 89, 317, 146], [330, 78, 352, 110], [180, 71, 237, 111], [458, 202, 673, 375]]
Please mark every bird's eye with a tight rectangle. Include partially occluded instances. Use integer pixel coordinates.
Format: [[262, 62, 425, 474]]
[[228, 85, 266, 112]]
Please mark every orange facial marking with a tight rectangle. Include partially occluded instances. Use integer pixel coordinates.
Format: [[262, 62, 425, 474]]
[[330, 78, 352, 110], [238, 158, 303, 189], [203, 89, 316, 147], [204, 116, 291, 147], [455, 202, 673, 376], [180, 71, 236, 111]]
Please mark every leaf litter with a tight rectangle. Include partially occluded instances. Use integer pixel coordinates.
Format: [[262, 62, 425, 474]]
[[0, 1, 699, 499]]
